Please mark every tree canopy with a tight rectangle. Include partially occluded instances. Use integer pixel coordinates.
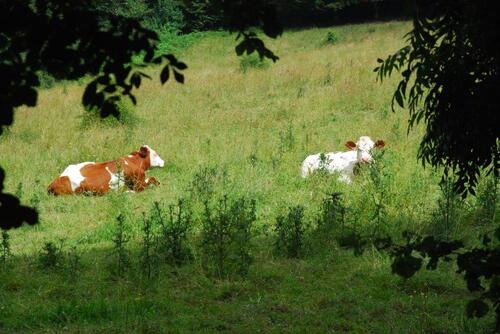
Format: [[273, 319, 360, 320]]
[[376, 0, 499, 195], [370, 1, 500, 327]]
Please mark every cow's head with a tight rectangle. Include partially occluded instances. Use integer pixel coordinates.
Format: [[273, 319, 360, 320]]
[[139, 145, 165, 168], [345, 136, 385, 163]]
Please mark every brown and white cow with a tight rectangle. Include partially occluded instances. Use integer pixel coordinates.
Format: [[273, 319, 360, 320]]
[[48, 145, 165, 195]]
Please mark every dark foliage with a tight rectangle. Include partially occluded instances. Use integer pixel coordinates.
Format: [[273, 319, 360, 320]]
[[372, 2, 499, 327], [339, 227, 500, 331], [182, 0, 223, 32], [383, 229, 500, 331], [375, 0, 500, 195], [0, 168, 38, 230]]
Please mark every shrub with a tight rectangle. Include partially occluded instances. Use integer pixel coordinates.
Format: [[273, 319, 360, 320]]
[[38, 240, 65, 270], [274, 205, 307, 258], [80, 98, 139, 129], [140, 211, 159, 279], [476, 175, 498, 225], [144, 0, 185, 32], [1, 230, 11, 269], [366, 149, 392, 237], [37, 71, 57, 89], [156, 200, 193, 266], [200, 195, 256, 278], [239, 54, 269, 73], [313, 192, 346, 246], [189, 166, 229, 203], [189, 166, 219, 202], [430, 175, 462, 241], [156, 29, 206, 55], [323, 31, 338, 45], [111, 214, 130, 277]]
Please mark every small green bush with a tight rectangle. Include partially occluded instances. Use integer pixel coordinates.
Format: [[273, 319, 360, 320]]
[[476, 175, 498, 225], [80, 98, 139, 129], [140, 211, 159, 279], [274, 205, 307, 258], [156, 29, 206, 55], [239, 54, 269, 73], [316, 193, 346, 237], [189, 166, 230, 203], [111, 214, 130, 277], [200, 195, 256, 278], [1, 230, 11, 269], [38, 240, 65, 271], [37, 71, 57, 89], [429, 176, 462, 240], [156, 200, 193, 266], [323, 31, 338, 45]]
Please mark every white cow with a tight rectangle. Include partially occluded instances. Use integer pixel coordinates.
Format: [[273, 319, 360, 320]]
[[301, 136, 385, 183]]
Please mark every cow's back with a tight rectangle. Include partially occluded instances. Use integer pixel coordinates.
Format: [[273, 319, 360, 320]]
[[60, 162, 94, 192], [75, 162, 116, 194]]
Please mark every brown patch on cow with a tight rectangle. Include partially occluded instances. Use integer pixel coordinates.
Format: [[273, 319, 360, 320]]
[[375, 140, 385, 148], [47, 176, 73, 195], [345, 141, 357, 150], [139, 146, 148, 158], [75, 162, 114, 194]]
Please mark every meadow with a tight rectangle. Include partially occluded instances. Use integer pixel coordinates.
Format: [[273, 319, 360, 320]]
[[0, 21, 498, 333]]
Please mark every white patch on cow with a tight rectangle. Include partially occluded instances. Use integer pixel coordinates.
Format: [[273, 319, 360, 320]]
[[143, 144, 165, 168], [124, 160, 129, 165], [61, 162, 94, 191], [106, 167, 124, 191], [301, 136, 381, 183], [128, 155, 134, 158]]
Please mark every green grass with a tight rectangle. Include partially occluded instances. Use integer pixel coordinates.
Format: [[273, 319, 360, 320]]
[[0, 21, 498, 332]]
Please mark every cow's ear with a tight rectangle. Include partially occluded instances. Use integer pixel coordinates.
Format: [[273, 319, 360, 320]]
[[375, 140, 385, 148], [345, 141, 357, 150], [139, 146, 149, 158]]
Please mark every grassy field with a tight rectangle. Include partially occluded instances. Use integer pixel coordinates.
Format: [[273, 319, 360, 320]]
[[0, 21, 498, 333]]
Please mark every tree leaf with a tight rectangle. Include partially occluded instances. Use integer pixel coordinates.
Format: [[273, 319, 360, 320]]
[[391, 254, 422, 279], [131, 73, 141, 88], [173, 70, 184, 84], [395, 90, 404, 108], [160, 65, 170, 84], [174, 62, 187, 70]]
